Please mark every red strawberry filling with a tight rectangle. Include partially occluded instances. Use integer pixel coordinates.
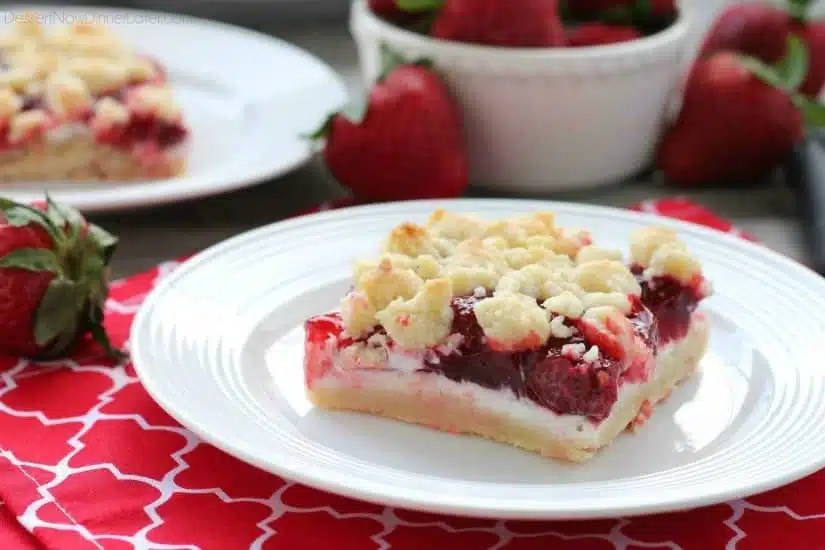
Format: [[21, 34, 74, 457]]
[[632, 266, 704, 344], [0, 60, 187, 153], [306, 272, 702, 424]]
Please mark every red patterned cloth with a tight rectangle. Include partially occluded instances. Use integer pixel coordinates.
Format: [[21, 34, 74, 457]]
[[1, 198, 821, 550]]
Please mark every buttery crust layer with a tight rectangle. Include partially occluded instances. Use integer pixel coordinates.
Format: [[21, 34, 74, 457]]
[[0, 132, 185, 182]]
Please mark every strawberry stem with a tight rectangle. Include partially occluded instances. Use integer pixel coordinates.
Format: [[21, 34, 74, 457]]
[[740, 34, 809, 93], [395, 0, 444, 12]]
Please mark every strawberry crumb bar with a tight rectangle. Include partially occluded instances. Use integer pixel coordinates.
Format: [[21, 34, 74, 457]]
[[304, 210, 712, 463], [0, 13, 188, 182]]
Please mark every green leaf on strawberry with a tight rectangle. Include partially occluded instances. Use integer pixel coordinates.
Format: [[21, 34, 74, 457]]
[[772, 34, 809, 91], [0, 248, 63, 274], [0, 195, 124, 360], [740, 34, 809, 92], [87, 303, 124, 359], [793, 95, 825, 130], [395, 0, 443, 13], [45, 194, 84, 242], [87, 223, 118, 264], [34, 278, 86, 347], [787, 0, 817, 22], [0, 199, 59, 240]]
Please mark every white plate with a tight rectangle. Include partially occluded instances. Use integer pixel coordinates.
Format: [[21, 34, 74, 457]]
[[0, 5, 348, 212], [131, 199, 825, 520]]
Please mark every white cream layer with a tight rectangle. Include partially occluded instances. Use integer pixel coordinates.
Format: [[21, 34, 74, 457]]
[[315, 315, 708, 446]]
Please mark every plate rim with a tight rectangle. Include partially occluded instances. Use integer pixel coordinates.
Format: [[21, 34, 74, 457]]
[[131, 198, 825, 520], [0, 4, 348, 213]]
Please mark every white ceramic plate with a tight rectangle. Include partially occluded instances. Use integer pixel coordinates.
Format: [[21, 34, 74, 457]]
[[131, 199, 825, 520], [0, 5, 348, 212]]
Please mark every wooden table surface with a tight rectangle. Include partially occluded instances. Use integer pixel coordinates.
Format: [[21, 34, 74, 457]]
[[86, 22, 809, 279]]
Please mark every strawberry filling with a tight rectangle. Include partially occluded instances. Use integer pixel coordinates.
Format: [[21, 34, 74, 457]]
[[1, 66, 187, 153], [306, 269, 703, 424], [631, 265, 704, 344], [423, 292, 631, 422]]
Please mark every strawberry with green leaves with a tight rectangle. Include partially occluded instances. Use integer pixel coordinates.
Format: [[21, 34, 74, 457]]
[[698, 3, 792, 64], [658, 35, 825, 186], [431, 0, 565, 47], [398, 0, 566, 47], [697, 0, 825, 97], [313, 47, 468, 201], [0, 197, 121, 359]]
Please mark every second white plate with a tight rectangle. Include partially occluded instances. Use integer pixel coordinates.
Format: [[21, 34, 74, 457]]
[[131, 198, 825, 520], [0, 5, 348, 212]]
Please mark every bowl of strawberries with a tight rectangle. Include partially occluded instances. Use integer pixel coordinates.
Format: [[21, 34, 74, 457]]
[[350, 0, 690, 192]]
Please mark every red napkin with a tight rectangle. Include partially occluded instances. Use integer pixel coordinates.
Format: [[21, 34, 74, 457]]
[[1, 198, 820, 550]]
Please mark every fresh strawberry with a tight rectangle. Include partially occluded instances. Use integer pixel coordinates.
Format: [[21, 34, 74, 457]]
[[795, 21, 825, 96], [698, 3, 791, 64], [657, 37, 822, 187], [567, 23, 642, 47], [0, 197, 120, 359], [315, 48, 468, 201], [430, 0, 566, 48]]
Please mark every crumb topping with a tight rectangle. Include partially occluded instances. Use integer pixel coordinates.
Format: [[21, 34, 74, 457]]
[[629, 226, 679, 267], [472, 293, 550, 351], [44, 71, 91, 116], [375, 279, 454, 350], [0, 12, 179, 126], [341, 211, 706, 350], [8, 109, 47, 142], [126, 84, 182, 124], [644, 242, 702, 285], [0, 88, 22, 119], [91, 96, 130, 129]]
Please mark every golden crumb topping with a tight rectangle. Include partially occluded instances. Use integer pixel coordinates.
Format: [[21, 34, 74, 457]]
[[0, 12, 178, 123], [340, 211, 707, 350]]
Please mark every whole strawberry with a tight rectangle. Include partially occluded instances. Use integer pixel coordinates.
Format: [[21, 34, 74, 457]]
[[431, 0, 566, 48], [567, 23, 642, 47], [657, 38, 815, 186], [316, 48, 468, 201], [698, 3, 791, 64], [0, 197, 120, 359]]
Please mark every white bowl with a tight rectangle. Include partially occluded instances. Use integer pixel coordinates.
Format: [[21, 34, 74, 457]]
[[350, 0, 691, 193]]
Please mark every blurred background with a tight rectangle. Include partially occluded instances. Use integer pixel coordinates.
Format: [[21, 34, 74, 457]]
[[0, 0, 814, 273]]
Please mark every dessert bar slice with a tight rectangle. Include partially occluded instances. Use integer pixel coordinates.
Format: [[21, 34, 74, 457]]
[[0, 13, 188, 182], [304, 210, 712, 462]]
